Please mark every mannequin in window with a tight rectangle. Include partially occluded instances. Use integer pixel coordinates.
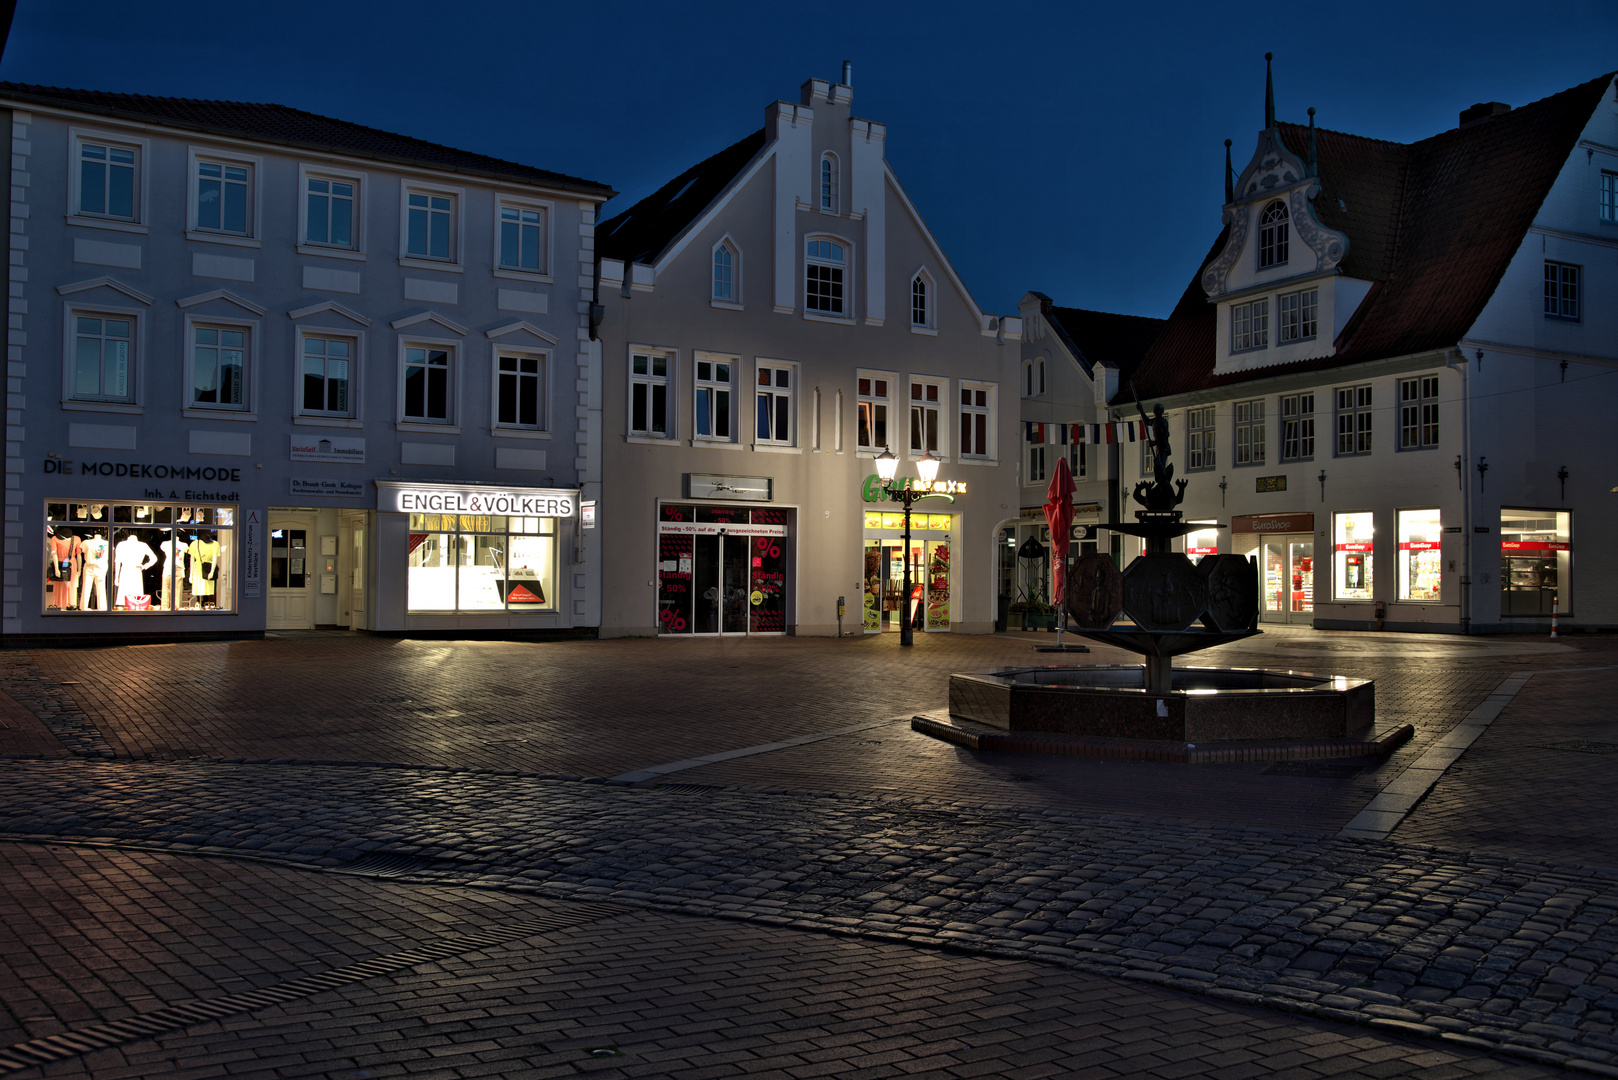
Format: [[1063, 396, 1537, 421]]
[[187, 533, 220, 608], [157, 532, 186, 609], [46, 528, 74, 608], [79, 533, 110, 610], [113, 531, 158, 609]]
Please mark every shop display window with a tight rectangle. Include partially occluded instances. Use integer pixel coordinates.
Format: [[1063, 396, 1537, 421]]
[[1397, 508, 1443, 602], [44, 501, 235, 614], [1500, 508, 1570, 616], [1184, 523, 1219, 559], [1332, 510, 1374, 601], [406, 513, 556, 613], [657, 505, 789, 635]]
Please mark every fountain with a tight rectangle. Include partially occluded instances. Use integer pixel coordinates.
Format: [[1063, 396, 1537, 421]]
[[916, 401, 1408, 762]]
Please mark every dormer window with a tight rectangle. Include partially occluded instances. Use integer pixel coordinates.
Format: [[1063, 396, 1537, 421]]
[[820, 153, 838, 213], [1258, 200, 1289, 269]]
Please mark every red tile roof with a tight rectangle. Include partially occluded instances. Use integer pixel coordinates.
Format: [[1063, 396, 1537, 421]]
[[1036, 298, 1165, 384], [1119, 72, 1615, 404], [0, 82, 614, 198]]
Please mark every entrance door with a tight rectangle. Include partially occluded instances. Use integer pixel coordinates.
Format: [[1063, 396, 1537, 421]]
[[1261, 536, 1313, 624], [342, 511, 367, 630], [863, 536, 948, 633], [691, 533, 754, 634], [267, 518, 314, 629]]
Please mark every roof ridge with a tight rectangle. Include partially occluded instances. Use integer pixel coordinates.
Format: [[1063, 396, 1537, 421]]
[[1050, 304, 1167, 324]]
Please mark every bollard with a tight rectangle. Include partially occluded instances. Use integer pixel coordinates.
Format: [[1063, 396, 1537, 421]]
[[1551, 596, 1558, 639]]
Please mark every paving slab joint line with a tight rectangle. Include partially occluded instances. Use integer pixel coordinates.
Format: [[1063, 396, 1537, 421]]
[[0, 904, 624, 1076], [606, 716, 911, 784]]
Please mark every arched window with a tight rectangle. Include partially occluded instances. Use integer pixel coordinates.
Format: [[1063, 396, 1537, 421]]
[[820, 153, 838, 213], [805, 238, 847, 315], [911, 273, 929, 327], [1258, 200, 1289, 269], [712, 239, 738, 303]]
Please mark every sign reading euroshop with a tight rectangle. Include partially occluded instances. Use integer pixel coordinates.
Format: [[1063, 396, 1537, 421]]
[[377, 481, 576, 518]]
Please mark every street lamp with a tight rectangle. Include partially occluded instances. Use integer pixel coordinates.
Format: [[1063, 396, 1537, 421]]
[[874, 447, 940, 647]]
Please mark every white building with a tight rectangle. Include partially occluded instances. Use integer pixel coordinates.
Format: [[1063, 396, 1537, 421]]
[[0, 83, 613, 642]]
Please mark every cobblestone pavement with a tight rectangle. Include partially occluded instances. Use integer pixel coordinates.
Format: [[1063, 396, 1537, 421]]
[[2, 629, 1616, 1076], [0, 844, 1574, 1079]]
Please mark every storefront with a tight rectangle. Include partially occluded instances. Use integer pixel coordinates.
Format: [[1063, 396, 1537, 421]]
[[1500, 507, 1571, 616], [44, 498, 238, 615], [862, 510, 954, 633], [656, 504, 790, 635], [1233, 512, 1315, 624], [1397, 508, 1443, 605]]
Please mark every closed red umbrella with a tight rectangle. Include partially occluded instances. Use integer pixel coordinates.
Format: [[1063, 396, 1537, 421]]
[[1043, 456, 1075, 637]]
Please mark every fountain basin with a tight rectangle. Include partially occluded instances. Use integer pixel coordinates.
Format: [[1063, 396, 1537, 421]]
[[948, 665, 1373, 742]]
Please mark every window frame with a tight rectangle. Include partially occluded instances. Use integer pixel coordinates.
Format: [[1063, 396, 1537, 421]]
[[1601, 170, 1617, 225], [1334, 384, 1374, 456], [399, 180, 465, 270], [754, 359, 798, 448], [63, 303, 142, 409], [819, 152, 839, 214], [1278, 287, 1318, 343], [1026, 435, 1047, 485], [182, 313, 258, 416], [294, 325, 363, 421], [297, 164, 365, 257], [1257, 199, 1289, 269], [628, 348, 675, 440], [910, 269, 936, 333], [1332, 509, 1376, 602], [804, 236, 851, 321], [397, 337, 458, 429], [908, 375, 948, 460], [1280, 391, 1315, 463], [186, 147, 262, 245], [711, 236, 742, 309], [1397, 506, 1444, 604], [1230, 298, 1270, 353], [856, 370, 895, 454], [493, 194, 553, 281], [1233, 399, 1266, 467], [1398, 375, 1440, 451], [1186, 405, 1215, 471], [68, 128, 149, 230], [693, 351, 737, 443], [1067, 439, 1086, 480], [1544, 260, 1580, 321], [958, 381, 995, 461], [490, 344, 550, 434]]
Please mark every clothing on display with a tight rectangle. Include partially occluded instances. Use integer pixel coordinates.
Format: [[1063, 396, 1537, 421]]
[[79, 535, 109, 611], [186, 536, 220, 601], [112, 533, 157, 609], [43, 501, 235, 614]]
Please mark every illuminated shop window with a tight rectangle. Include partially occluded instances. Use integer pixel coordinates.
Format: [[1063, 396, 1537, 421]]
[[407, 514, 556, 613], [1397, 508, 1442, 602], [1333, 510, 1374, 601]]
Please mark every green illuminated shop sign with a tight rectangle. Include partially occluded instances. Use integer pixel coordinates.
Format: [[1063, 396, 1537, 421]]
[[860, 474, 967, 503]]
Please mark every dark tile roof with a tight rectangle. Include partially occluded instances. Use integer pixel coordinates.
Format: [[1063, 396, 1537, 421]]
[[597, 130, 768, 264], [1041, 301, 1165, 384], [0, 82, 614, 198], [1119, 72, 1615, 404]]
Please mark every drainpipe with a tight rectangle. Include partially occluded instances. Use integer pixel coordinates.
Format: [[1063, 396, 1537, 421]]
[[1447, 347, 1472, 634]]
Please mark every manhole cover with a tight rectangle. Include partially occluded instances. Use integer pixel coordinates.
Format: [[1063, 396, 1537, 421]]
[[1538, 741, 1618, 755], [1263, 761, 1366, 778]]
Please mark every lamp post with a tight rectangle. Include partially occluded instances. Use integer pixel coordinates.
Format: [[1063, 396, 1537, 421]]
[[874, 447, 940, 647]]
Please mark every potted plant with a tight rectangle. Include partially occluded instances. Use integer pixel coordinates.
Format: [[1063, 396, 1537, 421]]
[[1009, 597, 1057, 631]]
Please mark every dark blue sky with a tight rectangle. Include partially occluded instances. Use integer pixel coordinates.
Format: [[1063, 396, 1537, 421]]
[[4, 1, 1613, 319]]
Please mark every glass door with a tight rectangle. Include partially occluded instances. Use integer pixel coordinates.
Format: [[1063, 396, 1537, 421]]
[[1288, 540, 1314, 619], [267, 521, 313, 629], [1262, 541, 1286, 620]]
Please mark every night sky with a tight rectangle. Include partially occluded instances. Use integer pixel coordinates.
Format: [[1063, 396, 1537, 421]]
[[3, 0, 1613, 319]]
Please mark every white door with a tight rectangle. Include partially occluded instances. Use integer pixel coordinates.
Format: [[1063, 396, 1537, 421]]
[[267, 518, 315, 629], [343, 511, 367, 630]]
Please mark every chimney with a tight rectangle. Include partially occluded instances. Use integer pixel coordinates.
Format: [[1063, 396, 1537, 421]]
[[842, 60, 853, 87], [1459, 101, 1511, 127]]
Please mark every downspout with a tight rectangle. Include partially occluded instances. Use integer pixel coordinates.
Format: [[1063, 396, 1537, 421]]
[[1447, 347, 1471, 634]]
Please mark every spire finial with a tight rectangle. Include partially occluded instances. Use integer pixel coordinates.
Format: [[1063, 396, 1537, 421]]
[[1224, 139, 1234, 203], [1264, 52, 1276, 129], [1307, 106, 1318, 178]]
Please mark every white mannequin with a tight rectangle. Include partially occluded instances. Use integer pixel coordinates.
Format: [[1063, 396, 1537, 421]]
[[113, 533, 157, 609]]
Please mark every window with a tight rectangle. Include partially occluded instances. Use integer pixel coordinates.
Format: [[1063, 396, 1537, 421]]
[[694, 356, 734, 440], [1281, 392, 1314, 461], [1399, 376, 1440, 449], [820, 153, 838, 212], [630, 352, 671, 437], [408, 512, 557, 613], [1398, 508, 1442, 602], [756, 362, 794, 444], [857, 374, 890, 450], [911, 273, 931, 328], [195, 158, 252, 235], [1027, 438, 1046, 484], [805, 238, 847, 315], [498, 201, 547, 273], [305, 176, 356, 248], [1187, 406, 1215, 470], [909, 379, 943, 456], [1335, 385, 1372, 455], [1500, 508, 1571, 616], [1067, 440, 1086, 479], [44, 501, 236, 614], [1601, 171, 1616, 224], [403, 344, 452, 422], [1278, 288, 1317, 343], [1231, 299, 1269, 352], [712, 243, 736, 303], [1544, 261, 1580, 320], [1258, 200, 1289, 268], [301, 335, 354, 416], [407, 190, 456, 261], [191, 324, 248, 409], [1234, 400, 1265, 465], [77, 140, 138, 220], [496, 352, 546, 429], [71, 314, 133, 402], [959, 383, 992, 459], [1332, 510, 1374, 601]]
